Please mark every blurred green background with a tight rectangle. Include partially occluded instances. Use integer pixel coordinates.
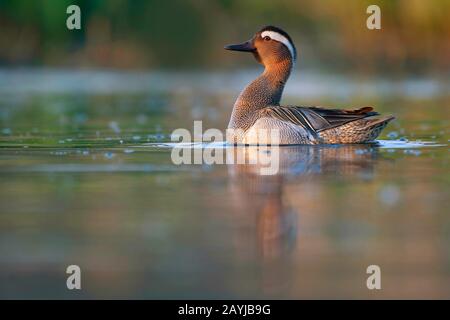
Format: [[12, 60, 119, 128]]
[[1, 0, 449, 74]]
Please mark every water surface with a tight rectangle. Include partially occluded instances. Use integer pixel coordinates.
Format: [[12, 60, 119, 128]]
[[0, 69, 449, 299]]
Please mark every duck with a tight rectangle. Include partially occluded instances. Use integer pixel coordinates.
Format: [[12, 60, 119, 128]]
[[224, 25, 395, 145]]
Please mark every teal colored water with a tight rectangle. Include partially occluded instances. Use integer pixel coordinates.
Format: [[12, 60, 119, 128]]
[[0, 70, 449, 298]]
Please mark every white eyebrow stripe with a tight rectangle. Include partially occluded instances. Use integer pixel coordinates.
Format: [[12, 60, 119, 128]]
[[261, 30, 296, 61]]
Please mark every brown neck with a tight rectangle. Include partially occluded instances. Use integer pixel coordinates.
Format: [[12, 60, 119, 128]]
[[263, 59, 293, 97], [228, 59, 293, 130]]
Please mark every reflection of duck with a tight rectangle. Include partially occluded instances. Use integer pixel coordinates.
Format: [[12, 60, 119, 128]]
[[227, 144, 380, 295], [228, 144, 379, 177], [225, 26, 394, 145]]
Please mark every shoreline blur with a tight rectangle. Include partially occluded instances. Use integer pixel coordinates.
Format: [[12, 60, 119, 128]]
[[1, 1, 449, 75]]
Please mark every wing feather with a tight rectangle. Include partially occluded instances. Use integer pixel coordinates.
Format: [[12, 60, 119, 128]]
[[260, 106, 379, 132]]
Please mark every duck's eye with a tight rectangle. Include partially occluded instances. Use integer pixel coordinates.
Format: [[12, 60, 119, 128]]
[[263, 36, 271, 41]]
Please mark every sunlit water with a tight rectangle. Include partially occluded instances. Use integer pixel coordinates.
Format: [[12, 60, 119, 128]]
[[0, 69, 449, 299]]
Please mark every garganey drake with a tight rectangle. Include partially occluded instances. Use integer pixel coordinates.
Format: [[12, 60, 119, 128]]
[[225, 25, 394, 145]]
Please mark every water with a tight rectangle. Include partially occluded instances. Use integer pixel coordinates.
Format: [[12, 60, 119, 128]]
[[0, 69, 449, 299]]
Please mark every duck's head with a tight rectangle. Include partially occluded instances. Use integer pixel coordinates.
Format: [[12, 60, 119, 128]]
[[225, 26, 297, 66]]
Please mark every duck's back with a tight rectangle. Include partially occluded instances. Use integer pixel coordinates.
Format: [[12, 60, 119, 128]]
[[240, 106, 394, 145]]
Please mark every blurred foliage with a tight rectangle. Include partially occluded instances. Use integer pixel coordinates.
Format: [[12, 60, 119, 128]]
[[0, 0, 449, 74]]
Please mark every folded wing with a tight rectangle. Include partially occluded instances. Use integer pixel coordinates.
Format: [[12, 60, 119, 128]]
[[260, 106, 378, 133]]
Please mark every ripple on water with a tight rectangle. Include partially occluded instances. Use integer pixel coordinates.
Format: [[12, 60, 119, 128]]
[[1, 139, 445, 174], [142, 139, 446, 150]]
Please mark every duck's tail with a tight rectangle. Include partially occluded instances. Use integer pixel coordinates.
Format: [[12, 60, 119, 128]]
[[318, 115, 395, 144]]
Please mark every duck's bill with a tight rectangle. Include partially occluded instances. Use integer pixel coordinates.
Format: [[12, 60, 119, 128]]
[[224, 41, 256, 52]]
